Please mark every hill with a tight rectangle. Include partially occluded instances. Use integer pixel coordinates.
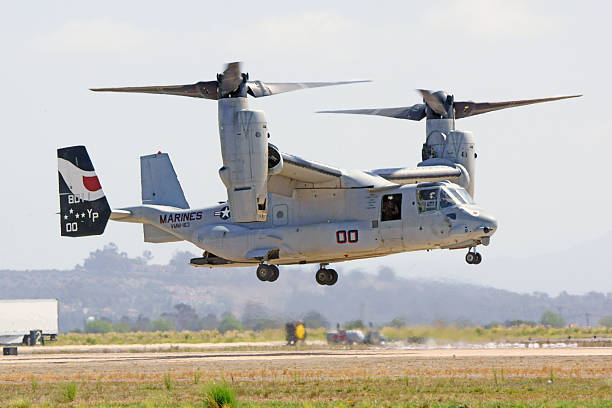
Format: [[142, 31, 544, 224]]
[[0, 244, 609, 331]]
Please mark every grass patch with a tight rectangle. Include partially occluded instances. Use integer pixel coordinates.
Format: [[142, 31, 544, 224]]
[[163, 373, 174, 391], [1, 376, 610, 407], [203, 381, 237, 407], [59, 382, 78, 403]]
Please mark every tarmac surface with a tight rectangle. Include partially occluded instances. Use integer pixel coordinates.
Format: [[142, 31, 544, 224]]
[[1, 346, 610, 383]]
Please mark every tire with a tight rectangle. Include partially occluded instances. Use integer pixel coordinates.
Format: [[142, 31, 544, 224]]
[[256, 264, 270, 281], [465, 253, 475, 264], [474, 253, 482, 264], [268, 265, 279, 282], [315, 269, 329, 285], [327, 269, 338, 285]]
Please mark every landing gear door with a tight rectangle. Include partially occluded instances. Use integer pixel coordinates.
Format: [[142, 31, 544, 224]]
[[379, 193, 404, 250]]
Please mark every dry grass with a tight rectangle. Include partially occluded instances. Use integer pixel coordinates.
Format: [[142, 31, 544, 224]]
[[54, 326, 612, 347], [0, 352, 610, 407], [0, 375, 610, 407]]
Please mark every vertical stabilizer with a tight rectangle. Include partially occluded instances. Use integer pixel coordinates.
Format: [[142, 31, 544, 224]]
[[140, 152, 188, 243], [57, 146, 111, 237], [140, 153, 189, 208]]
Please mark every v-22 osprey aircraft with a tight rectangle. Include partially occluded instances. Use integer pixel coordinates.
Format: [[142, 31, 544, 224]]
[[57, 62, 580, 285]]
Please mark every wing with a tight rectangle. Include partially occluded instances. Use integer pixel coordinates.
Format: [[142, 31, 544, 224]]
[[268, 151, 397, 195], [372, 165, 463, 184], [280, 152, 342, 183]]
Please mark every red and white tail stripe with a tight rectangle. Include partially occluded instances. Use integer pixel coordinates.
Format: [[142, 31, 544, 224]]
[[58, 158, 106, 201]]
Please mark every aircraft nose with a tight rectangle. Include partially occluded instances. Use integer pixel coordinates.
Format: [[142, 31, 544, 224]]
[[478, 213, 498, 235]]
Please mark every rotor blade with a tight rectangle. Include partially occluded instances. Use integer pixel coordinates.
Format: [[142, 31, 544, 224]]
[[454, 94, 582, 119], [317, 104, 426, 121], [247, 80, 370, 97], [219, 61, 243, 97], [418, 89, 448, 117], [90, 81, 219, 99]]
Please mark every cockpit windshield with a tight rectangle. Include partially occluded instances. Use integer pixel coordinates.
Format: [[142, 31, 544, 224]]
[[450, 187, 475, 205], [417, 185, 475, 213]]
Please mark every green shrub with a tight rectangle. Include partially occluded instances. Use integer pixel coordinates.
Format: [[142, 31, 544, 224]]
[[540, 310, 565, 328], [204, 381, 236, 407], [163, 373, 174, 391], [152, 318, 174, 332], [60, 382, 78, 402], [218, 316, 243, 334], [84, 319, 113, 334]]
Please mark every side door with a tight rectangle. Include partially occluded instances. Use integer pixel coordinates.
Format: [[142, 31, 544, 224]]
[[415, 187, 446, 247], [379, 192, 404, 250]]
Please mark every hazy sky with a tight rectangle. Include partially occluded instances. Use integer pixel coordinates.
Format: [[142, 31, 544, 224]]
[[1, 1, 610, 294]]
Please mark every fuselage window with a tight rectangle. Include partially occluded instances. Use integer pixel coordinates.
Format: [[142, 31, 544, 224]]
[[417, 188, 438, 213], [381, 194, 402, 221]]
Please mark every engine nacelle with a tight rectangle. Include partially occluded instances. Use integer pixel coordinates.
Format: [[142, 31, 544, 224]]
[[422, 119, 476, 196], [218, 98, 268, 222], [268, 143, 283, 175]]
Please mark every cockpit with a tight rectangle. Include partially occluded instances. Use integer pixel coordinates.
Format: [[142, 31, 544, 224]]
[[417, 183, 475, 213]]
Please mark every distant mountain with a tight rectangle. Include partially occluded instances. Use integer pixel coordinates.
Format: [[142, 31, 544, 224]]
[[0, 244, 610, 331], [412, 230, 612, 295]]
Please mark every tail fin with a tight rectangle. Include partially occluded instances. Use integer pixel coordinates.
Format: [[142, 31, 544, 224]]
[[140, 152, 189, 208], [57, 146, 111, 237], [140, 152, 188, 243]]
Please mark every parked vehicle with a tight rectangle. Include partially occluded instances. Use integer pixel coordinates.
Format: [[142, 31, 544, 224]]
[[0, 299, 59, 345]]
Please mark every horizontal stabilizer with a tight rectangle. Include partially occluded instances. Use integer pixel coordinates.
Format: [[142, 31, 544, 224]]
[[143, 224, 182, 243], [140, 153, 189, 209]]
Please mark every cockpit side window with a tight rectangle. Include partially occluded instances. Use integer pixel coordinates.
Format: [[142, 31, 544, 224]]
[[417, 188, 438, 213], [381, 194, 402, 221], [439, 189, 455, 209]]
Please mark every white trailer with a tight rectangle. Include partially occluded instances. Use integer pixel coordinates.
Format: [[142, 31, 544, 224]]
[[0, 299, 59, 345]]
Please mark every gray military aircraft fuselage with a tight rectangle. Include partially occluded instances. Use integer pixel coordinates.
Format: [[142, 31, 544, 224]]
[[115, 180, 496, 265], [57, 62, 579, 285]]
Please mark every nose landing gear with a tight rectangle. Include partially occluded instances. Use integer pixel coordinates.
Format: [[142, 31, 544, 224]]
[[256, 264, 280, 282], [315, 264, 338, 285], [465, 248, 482, 265]]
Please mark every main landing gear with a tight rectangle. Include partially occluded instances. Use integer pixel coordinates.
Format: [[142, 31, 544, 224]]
[[315, 264, 338, 286], [465, 248, 482, 265], [256, 264, 279, 282]]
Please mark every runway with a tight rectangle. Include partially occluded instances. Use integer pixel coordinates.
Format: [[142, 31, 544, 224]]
[[1, 347, 610, 383]]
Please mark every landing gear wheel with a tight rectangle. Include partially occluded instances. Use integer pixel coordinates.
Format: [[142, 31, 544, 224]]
[[268, 265, 279, 282], [465, 252, 476, 264], [315, 268, 330, 285], [256, 264, 270, 281], [326, 269, 338, 285], [473, 253, 482, 264]]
